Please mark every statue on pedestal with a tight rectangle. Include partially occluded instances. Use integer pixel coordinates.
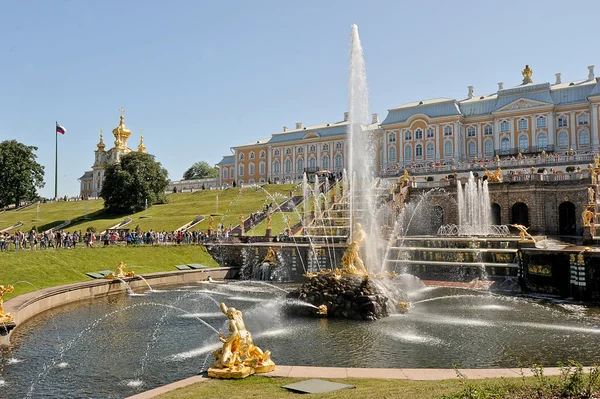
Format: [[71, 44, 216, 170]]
[[0, 284, 15, 323], [582, 206, 595, 228], [589, 187, 596, 204]]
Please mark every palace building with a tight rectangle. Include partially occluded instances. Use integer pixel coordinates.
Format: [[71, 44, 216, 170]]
[[79, 111, 146, 198], [217, 65, 600, 186]]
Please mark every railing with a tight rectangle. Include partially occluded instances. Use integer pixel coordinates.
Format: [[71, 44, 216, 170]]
[[494, 145, 555, 156], [413, 171, 590, 187]]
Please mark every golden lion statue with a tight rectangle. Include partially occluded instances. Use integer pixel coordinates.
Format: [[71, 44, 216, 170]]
[[484, 168, 503, 183]]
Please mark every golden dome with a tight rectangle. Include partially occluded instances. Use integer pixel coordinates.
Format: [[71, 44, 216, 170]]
[[138, 134, 146, 153], [95, 129, 106, 151], [112, 113, 131, 141]]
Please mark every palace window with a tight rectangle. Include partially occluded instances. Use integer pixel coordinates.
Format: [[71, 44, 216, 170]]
[[484, 140, 493, 154], [249, 178, 255, 184], [260, 150, 266, 158], [500, 121, 510, 132], [322, 144, 329, 152], [416, 144, 423, 157], [415, 129, 423, 140], [274, 149, 280, 156], [558, 132, 568, 148], [335, 142, 342, 150], [297, 146, 304, 154], [444, 125, 453, 136], [426, 127, 434, 138], [468, 141, 476, 155], [388, 132, 396, 143], [537, 133, 548, 149], [518, 118, 528, 130], [578, 114, 589, 125], [404, 130, 412, 140], [518, 135, 528, 150], [273, 160, 280, 173], [309, 145, 316, 153], [467, 126, 476, 137], [238, 163, 244, 176], [309, 157, 316, 169], [579, 129, 590, 146], [426, 142, 434, 157], [321, 155, 329, 169], [335, 154, 343, 168], [249, 152, 255, 159], [239, 153, 244, 160], [404, 145, 412, 159], [537, 116, 547, 128], [501, 138, 510, 152], [285, 147, 292, 155], [296, 158, 304, 171], [484, 125, 493, 135], [444, 141, 453, 157], [259, 161, 266, 174], [249, 162, 255, 175], [558, 116, 568, 128], [223, 168, 228, 179], [285, 159, 292, 172], [388, 146, 396, 161]]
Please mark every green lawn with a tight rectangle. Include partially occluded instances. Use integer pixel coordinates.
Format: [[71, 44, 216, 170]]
[[1, 184, 301, 235], [0, 245, 218, 299]]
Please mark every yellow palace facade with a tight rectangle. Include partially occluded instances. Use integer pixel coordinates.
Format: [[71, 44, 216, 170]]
[[218, 65, 600, 185]]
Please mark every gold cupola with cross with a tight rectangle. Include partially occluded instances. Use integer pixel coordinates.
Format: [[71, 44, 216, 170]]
[[112, 107, 132, 149]]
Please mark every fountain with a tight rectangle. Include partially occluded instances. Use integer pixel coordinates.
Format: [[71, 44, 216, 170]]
[[104, 262, 135, 280], [0, 284, 16, 346]]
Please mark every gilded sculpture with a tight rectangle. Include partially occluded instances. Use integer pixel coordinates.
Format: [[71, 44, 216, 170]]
[[0, 284, 15, 323], [208, 302, 275, 379], [105, 262, 135, 279], [589, 187, 596, 204], [522, 64, 533, 84], [262, 247, 277, 265], [582, 206, 595, 227], [399, 169, 410, 186], [484, 168, 503, 183], [265, 210, 272, 230], [341, 241, 367, 275], [208, 215, 214, 231], [511, 224, 536, 242], [316, 304, 328, 315]]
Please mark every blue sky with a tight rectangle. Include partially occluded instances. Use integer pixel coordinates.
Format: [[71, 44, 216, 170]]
[[1, 0, 598, 197]]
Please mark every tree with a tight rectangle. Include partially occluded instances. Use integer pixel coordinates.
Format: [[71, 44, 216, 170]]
[[183, 161, 218, 180], [0, 140, 45, 207], [101, 152, 169, 214]]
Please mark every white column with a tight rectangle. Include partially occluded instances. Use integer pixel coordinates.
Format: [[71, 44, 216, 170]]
[[570, 112, 576, 149], [330, 140, 334, 169], [510, 117, 515, 152], [547, 111, 555, 147], [453, 122, 460, 160], [476, 123, 482, 158], [591, 104, 599, 149], [493, 119, 500, 152], [434, 125, 440, 160], [382, 132, 388, 167], [316, 143, 321, 170], [267, 146, 271, 180]]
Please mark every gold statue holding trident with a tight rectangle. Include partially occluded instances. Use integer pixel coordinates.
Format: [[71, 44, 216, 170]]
[[0, 284, 15, 323], [511, 224, 536, 242], [209, 302, 275, 378]]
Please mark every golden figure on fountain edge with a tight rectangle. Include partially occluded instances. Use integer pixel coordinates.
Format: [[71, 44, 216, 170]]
[[582, 206, 595, 227], [105, 262, 135, 279], [265, 210, 272, 230], [262, 247, 277, 265], [208, 215, 215, 231], [0, 284, 15, 323], [511, 224, 536, 242], [484, 168, 503, 183], [208, 302, 275, 379], [341, 223, 368, 275], [316, 304, 328, 315]]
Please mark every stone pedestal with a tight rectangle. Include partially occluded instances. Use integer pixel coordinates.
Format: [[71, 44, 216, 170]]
[[265, 228, 272, 239], [208, 229, 213, 237], [208, 366, 255, 379], [583, 226, 594, 244], [0, 321, 17, 347], [518, 240, 536, 249], [239, 228, 244, 237]]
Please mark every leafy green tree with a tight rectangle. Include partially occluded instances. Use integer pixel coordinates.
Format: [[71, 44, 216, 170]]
[[0, 140, 45, 207], [183, 161, 218, 180], [101, 152, 169, 214]]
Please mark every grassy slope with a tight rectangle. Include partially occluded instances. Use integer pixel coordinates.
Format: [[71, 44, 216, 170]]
[[0, 185, 300, 234], [1, 245, 218, 299]]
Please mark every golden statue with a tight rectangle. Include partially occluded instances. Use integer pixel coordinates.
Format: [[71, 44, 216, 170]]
[[589, 187, 596, 204], [262, 247, 277, 265], [341, 241, 368, 275], [105, 262, 135, 279], [316, 304, 328, 315], [595, 154, 600, 170], [592, 172, 597, 185], [511, 224, 535, 242], [484, 168, 503, 183], [208, 215, 214, 231], [208, 302, 275, 379], [265, 210, 272, 230], [522, 64, 533, 84], [331, 185, 336, 200], [0, 284, 15, 323], [582, 206, 595, 227], [399, 169, 410, 186]]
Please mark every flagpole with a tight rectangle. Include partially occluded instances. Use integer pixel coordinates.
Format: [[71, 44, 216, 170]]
[[55, 122, 58, 198]]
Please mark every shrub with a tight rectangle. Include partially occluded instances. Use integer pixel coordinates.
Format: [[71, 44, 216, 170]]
[[566, 165, 576, 172]]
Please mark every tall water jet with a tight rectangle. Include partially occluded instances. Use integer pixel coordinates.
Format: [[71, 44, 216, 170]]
[[348, 24, 382, 271], [457, 172, 493, 235]]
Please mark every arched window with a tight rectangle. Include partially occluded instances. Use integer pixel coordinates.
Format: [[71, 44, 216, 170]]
[[558, 132, 568, 148], [484, 125, 493, 135], [444, 125, 453, 136], [239, 153, 244, 160], [296, 158, 304, 171], [404, 130, 412, 140], [322, 144, 329, 152], [519, 135, 528, 150], [335, 154, 343, 168], [248, 178, 255, 184], [468, 141, 476, 155], [388, 132, 396, 143], [309, 157, 316, 168], [537, 133, 547, 149], [444, 141, 453, 156], [249, 162, 255, 175], [415, 129, 423, 140], [483, 140, 492, 154], [518, 118, 528, 130], [426, 127, 434, 138], [285, 158, 292, 172], [259, 161, 265, 174], [335, 142, 342, 150], [309, 145, 316, 153], [415, 144, 423, 157], [537, 116, 547, 128], [238, 163, 244, 176], [467, 126, 476, 137], [321, 155, 329, 169], [223, 168, 228, 179], [273, 160, 280, 173], [404, 144, 412, 159], [579, 129, 590, 146], [501, 138, 510, 152], [388, 146, 396, 161], [249, 151, 255, 159], [260, 150, 266, 158], [285, 147, 292, 155], [426, 142, 434, 157], [296, 146, 304, 154]]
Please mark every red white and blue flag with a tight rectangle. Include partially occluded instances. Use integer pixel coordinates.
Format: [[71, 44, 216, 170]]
[[56, 122, 67, 135]]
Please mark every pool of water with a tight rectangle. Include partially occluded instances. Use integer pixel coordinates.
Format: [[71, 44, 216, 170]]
[[2, 281, 600, 398]]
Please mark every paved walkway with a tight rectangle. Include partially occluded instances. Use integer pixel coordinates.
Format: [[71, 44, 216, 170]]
[[125, 365, 564, 399]]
